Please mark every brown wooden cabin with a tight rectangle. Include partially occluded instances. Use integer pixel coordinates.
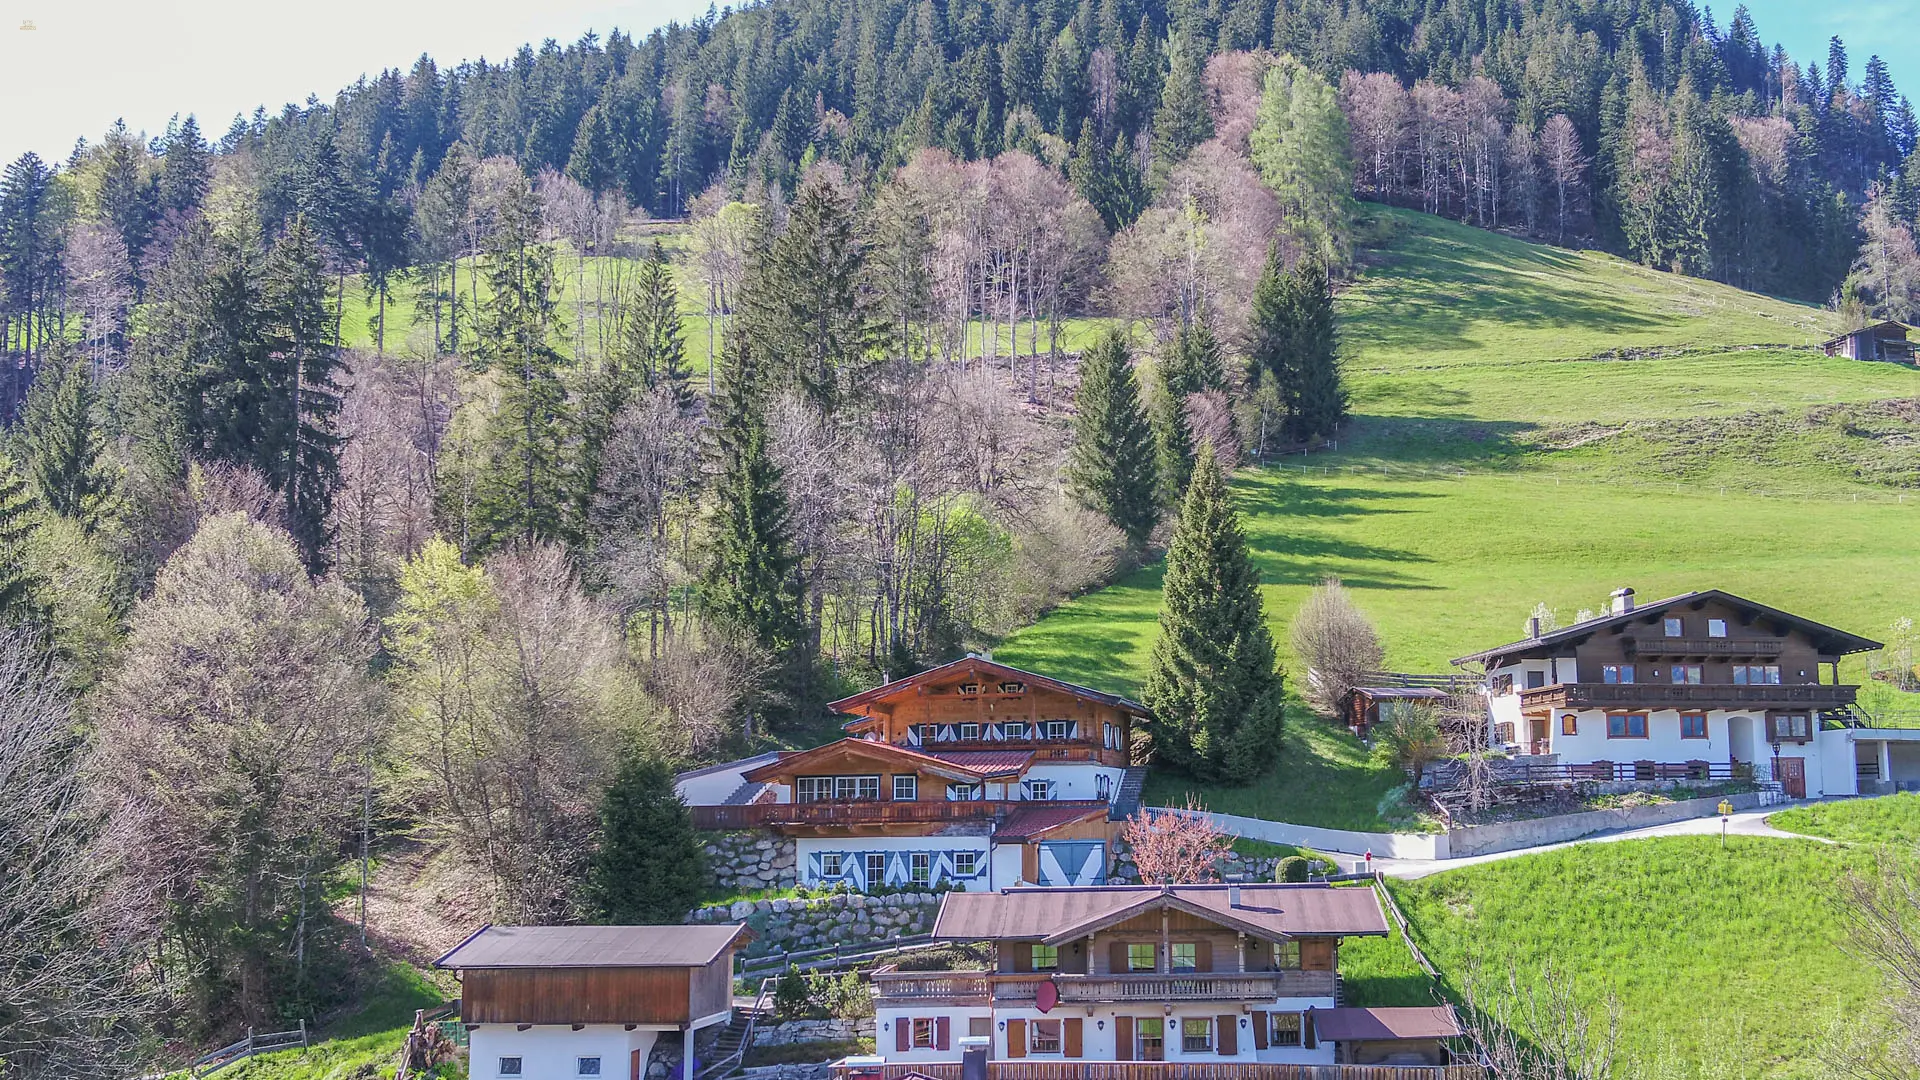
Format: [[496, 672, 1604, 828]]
[[438, 923, 750, 1026], [1343, 687, 1449, 740], [1312, 1006, 1465, 1066], [1822, 321, 1916, 362]]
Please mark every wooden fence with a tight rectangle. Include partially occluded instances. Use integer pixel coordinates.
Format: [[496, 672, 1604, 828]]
[[189, 1023, 308, 1076]]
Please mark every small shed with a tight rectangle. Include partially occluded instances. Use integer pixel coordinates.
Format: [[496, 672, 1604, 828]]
[[1822, 321, 1916, 362], [1345, 687, 1449, 739], [1312, 1006, 1466, 1066], [437, 923, 751, 1080]]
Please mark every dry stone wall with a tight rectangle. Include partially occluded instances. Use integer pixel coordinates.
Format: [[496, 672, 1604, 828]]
[[687, 890, 941, 957], [703, 830, 798, 894]]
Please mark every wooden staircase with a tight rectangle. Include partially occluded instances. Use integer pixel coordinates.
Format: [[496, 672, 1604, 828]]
[[695, 978, 775, 1080]]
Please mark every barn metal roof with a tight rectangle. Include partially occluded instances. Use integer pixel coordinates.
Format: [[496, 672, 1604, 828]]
[[433, 924, 752, 969], [931, 884, 1388, 945], [1310, 1006, 1465, 1041]]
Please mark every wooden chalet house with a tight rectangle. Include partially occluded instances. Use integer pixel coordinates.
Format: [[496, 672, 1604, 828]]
[[852, 884, 1470, 1077], [683, 656, 1150, 892], [436, 924, 749, 1080], [1452, 587, 1920, 798]]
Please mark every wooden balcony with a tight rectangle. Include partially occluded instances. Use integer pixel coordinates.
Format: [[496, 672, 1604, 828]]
[[899, 738, 1130, 766], [991, 971, 1335, 1004], [1519, 682, 1855, 712], [837, 1064, 1483, 1080], [691, 799, 1108, 831], [1626, 635, 1786, 657], [870, 969, 991, 1005]]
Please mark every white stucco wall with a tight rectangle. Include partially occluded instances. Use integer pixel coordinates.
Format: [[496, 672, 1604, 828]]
[[470, 1025, 662, 1080], [1021, 763, 1126, 804], [874, 1008, 993, 1064], [796, 834, 994, 890], [992, 842, 1027, 887], [1540, 707, 1754, 765]]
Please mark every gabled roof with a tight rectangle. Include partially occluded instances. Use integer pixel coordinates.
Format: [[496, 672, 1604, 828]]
[[1823, 320, 1915, 347], [675, 752, 782, 784], [829, 655, 1149, 718], [1453, 588, 1882, 666], [1351, 687, 1450, 699], [741, 738, 1034, 783], [931, 884, 1388, 944], [434, 924, 752, 969]]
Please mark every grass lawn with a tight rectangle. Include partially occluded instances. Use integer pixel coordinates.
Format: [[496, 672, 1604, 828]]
[[1769, 793, 1920, 844], [1386, 836, 1890, 1080], [212, 962, 448, 1080]]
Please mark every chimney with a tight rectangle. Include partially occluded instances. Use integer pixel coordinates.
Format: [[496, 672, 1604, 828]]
[[1527, 616, 1542, 639], [1229, 885, 1242, 908], [1610, 587, 1635, 616]]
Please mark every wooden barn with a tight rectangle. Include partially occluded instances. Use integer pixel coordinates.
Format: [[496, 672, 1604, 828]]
[[1821, 321, 1916, 362]]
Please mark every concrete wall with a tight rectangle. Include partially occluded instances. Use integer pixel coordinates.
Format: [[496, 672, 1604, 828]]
[[1444, 790, 1777, 858], [1177, 808, 1452, 860], [472, 1025, 662, 1080]]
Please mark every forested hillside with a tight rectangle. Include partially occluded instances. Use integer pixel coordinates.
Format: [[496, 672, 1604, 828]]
[[4, 0, 1920, 1074]]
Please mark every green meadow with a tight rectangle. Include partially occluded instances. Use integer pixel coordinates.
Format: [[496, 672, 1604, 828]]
[[1770, 791, 1920, 844]]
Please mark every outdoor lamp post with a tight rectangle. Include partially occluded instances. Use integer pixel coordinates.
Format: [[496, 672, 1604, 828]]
[[1718, 799, 1733, 847]]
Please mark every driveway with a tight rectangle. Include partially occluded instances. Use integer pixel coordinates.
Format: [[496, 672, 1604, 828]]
[[1362, 799, 1835, 880]]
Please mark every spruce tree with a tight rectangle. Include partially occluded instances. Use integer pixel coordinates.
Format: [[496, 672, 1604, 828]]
[[1141, 444, 1284, 783], [1163, 317, 1226, 398], [472, 182, 571, 553], [703, 332, 803, 671], [261, 215, 347, 571], [1068, 330, 1160, 551], [1150, 365, 1196, 509], [159, 114, 213, 219], [589, 756, 709, 924], [1150, 31, 1212, 184], [1285, 260, 1346, 445], [742, 177, 880, 414], [0, 454, 47, 630], [630, 240, 691, 403], [19, 345, 115, 530]]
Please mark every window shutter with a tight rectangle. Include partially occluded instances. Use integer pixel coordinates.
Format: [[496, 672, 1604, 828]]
[[1303, 1010, 1318, 1050], [896, 1019, 911, 1053], [935, 1016, 950, 1051], [1216, 1015, 1237, 1056], [1301, 939, 1334, 971], [1114, 1017, 1133, 1061], [1011, 948, 1031, 973], [1006, 1020, 1026, 1059], [1109, 943, 1128, 974], [1194, 940, 1213, 972], [1063, 1018, 1083, 1058], [1251, 1013, 1268, 1050]]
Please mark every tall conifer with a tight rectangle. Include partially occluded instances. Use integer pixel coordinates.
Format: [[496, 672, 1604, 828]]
[[1068, 330, 1160, 552], [262, 215, 347, 571], [0, 454, 47, 630], [1141, 445, 1284, 783], [19, 345, 115, 530]]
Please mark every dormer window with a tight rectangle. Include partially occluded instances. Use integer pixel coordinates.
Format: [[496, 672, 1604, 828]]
[[958, 683, 982, 696], [1000, 681, 1027, 694]]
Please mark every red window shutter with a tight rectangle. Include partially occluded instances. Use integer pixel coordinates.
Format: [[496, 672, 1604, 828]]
[[1251, 1013, 1268, 1050], [1006, 1020, 1027, 1059], [1108, 942, 1128, 974], [1216, 1015, 1236, 1056], [1194, 940, 1213, 972], [1303, 1010, 1318, 1050], [935, 1016, 950, 1051], [1063, 1018, 1083, 1058], [1114, 1017, 1133, 1061], [897, 1019, 911, 1053]]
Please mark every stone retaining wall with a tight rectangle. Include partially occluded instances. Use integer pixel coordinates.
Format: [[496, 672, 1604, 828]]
[[1444, 789, 1778, 858], [752, 1018, 875, 1047], [739, 1065, 833, 1080], [1109, 841, 1292, 883], [687, 890, 941, 957], [704, 831, 798, 895]]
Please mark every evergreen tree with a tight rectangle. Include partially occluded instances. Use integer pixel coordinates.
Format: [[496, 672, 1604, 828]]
[[18, 345, 115, 530], [1151, 31, 1213, 184], [1150, 366, 1196, 508], [1163, 318, 1227, 398], [589, 756, 709, 924], [261, 216, 348, 571], [1141, 444, 1284, 783], [472, 182, 571, 553], [0, 454, 47, 630], [1249, 56, 1355, 268], [742, 177, 880, 413], [1285, 260, 1346, 445], [159, 115, 213, 219], [630, 240, 691, 403], [1068, 330, 1160, 551], [703, 332, 803, 672], [1069, 126, 1149, 232]]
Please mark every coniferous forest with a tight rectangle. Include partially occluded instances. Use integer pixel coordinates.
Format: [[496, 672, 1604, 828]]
[[3, 0, 1920, 1073]]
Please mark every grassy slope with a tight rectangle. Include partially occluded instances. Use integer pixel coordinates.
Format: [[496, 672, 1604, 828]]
[[997, 205, 1920, 825], [1381, 836, 1890, 1080], [207, 963, 448, 1080], [1769, 791, 1920, 843]]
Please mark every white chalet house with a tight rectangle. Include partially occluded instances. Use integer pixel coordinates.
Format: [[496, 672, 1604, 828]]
[[1453, 587, 1920, 798]]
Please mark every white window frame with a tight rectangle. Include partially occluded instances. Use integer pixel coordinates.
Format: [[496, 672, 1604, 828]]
[[865, 853, 887, 886], [835, 775, 881, 801], [1023, 779, 1055, 801], [910, 852, 931, 884], [1045, 720, 1070, 740], [796, 776, 831, 802], [1097, 774, 1113, 801], [1708, 618, 1728, 638], [946, 782, 983, 801], [578, 1057, 602, 1077], [500, 1059, 524, 1077], [820, 852, 843, 877], [959, 722, 980, 741], [893, 774, 918, 801], [952, 850, 977, 876]]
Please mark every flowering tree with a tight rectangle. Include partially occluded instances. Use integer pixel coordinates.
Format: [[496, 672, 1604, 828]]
[[1122, 797, 1234, 884]]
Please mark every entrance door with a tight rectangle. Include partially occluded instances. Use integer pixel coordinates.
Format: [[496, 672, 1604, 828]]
[[1778, 757, 1806, 799], [1529, 717, 1549, 756]]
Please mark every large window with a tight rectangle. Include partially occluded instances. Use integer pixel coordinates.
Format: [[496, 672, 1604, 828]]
[[1127, 943, 1156, 971], [1030, 1020, 1062, 1054], [499, 1059, 524, 1077], [1136, 1018, 1165, 1060], [1772, 714, 1811, 741], [892, 775, 918, 801], [1170, 943, 1197, 971], [1181, 1019, 1213, 1053], [1602, 665, 1635, 684], [1680, 713, 1708, 739], [1031, 944, 1058, 971], [796, 777, 831, 801], [836, 776, 881, 800], [910, 852, 930, 884], [1671, 665, 1702, 685], [1269, 1012, 1303, 1047], [865, 853, 887, 886], [1734, 665, 1781, 685], [1607, 713, 1648, 739]]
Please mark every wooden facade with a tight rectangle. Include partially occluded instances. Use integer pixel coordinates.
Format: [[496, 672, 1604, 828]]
[[837, 1061, 1481, 1080], [462, 961, 733, 1026]]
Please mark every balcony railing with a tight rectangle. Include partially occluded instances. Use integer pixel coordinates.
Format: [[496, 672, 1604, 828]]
[[835, 1063, 1483, 1080], [691, 799, 1108, 831], [1626, 636, 1786, 657], [990, 971, 1335, 1004], [1519, 682, 1856, 711], [1430, 759, 1747, 792], [870, 969, 992, 1004]]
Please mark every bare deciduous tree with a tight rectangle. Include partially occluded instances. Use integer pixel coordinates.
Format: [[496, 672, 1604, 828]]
[[1122, 797, 1234, 884], [1540, 114, 1589, 243], [1835, 853, 1920, 1076], [1458, 958, 1622, 1080], [1290, 575, 1385, 717]]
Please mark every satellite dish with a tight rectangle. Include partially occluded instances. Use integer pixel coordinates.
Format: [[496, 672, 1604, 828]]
[[1035, 978, 1059, 1014]]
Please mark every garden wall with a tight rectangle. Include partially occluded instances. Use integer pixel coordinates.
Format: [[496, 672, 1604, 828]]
[[753, 1018, 876, 1047], [1444, 790, 1778, 858], [704, 830, 798, 895], [687, 890, 941, 958]]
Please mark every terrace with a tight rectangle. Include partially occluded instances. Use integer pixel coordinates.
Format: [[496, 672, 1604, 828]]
[[867, 967, 1338, 1007], [1518, 681, 1856, 711]]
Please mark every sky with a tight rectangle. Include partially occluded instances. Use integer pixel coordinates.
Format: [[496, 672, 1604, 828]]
[[0, 0, 1914, 165]]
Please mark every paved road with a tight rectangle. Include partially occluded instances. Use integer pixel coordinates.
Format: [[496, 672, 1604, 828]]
[[1365, 799, 1833, 880]]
